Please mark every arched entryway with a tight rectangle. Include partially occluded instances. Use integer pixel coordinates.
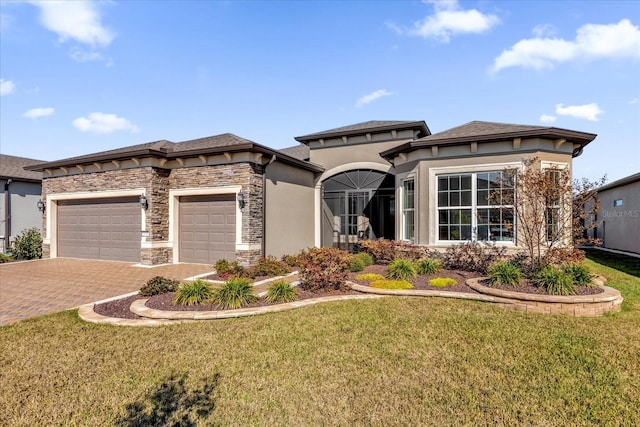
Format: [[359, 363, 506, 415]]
[[321, 169, 395, 250]]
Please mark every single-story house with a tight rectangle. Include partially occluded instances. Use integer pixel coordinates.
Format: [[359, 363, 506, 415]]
[[588, 172, 640, 255], [1, 154, 44, 252], [26, 120, 596, 265]]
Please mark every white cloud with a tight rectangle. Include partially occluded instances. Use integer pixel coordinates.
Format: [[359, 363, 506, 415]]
[[29, 0, 114, 47], [539, 114, 557, 123], [392, 0, 500, 42], [0, 78, 15, 96], [630, 97, 639, 104], [493, 19, 640, 72], [72, 112, 139, 134], [70, 48, 105, 62], [356, 89, 393, 107], [555, 103, 603, 121], [532, 24, 557, 37], [23, 107, 55, 119]]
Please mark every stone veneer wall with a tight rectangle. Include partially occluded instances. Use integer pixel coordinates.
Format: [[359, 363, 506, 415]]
[[42, 162, 264, 265]]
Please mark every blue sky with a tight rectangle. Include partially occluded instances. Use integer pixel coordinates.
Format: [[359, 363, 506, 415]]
[[1, 0, 638, 183]]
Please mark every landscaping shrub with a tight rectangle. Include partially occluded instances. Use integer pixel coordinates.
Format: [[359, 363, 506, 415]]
[[299, 247, 350, 292], [415, 258, 442, 275], [0, 253, 14, 263], [210, 277, 257, 309], [488, 261, 522, 287], [139, 276, 180, 296], [545, 247, 586, 267], [265, 280, 298, 303], [563, 263, 592, 286], [174, 279, 214, 306], [281, 253, 302, 268], [533, 266, 575, 296], [11, 227, 42, 260], [354, 273, 385, 282], [358, 239, 397, 264], [354, 251, 374, 267], [346, 255, 366, 272], [429, 277, 457, 288], [214, 259, 245, 278], [370, 279, 413, 290], [442, 242, 505, 274], [395, 242, 433, 261], [251, 257, 290, 278], [387, 259, 417, 281]]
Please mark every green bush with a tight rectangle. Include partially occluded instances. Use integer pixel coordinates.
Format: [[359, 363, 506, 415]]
[[387, 259, 416, 281], [354, 252, 374, 267], [139, 276, 180, 296], [0, 253, 14, 263], [210, 277, 257, 309], [488, 261, 522, 287], [251, 257, 290, 278], [415, 258, 442, 275], [354, 273, 385, 282], [534, 266, 575, 296], [11, 227, 42, 260], [562, 263, 592, 286], [174, 279, 214, 306], [214, 259, 245, 278], [266, 280, 298, 303], [346, 255, 366, 272], [370, 279, 414, 290], [429, 277, 457, 288], [299, 247, 350, 292]]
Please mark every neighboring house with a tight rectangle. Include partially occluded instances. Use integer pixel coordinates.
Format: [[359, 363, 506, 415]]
[[0, 154, 44, 252], [26, 120, 596, 265], [588, 172, 640, 255]]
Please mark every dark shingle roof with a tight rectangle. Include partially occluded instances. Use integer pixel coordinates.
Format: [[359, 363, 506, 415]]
[[295, 120, 430, 142], [26, 133, 324, 173], [278, 144, 310, 161], [597, 172, 640, 192], [0, 154, 44, 182], [380, 121, 597, 159]]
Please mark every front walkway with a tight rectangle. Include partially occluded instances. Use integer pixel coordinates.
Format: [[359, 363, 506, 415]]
[[0, 258, 213, 325]]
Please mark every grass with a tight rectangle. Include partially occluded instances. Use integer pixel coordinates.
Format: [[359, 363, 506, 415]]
[[1, 254, 639, 425]]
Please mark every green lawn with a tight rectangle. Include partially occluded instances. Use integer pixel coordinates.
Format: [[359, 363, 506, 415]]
[[1, 253, 639, 426]]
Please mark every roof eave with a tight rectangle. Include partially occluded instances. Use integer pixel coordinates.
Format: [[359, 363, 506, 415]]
[[0, 175, 42, 183], [295, 121, 430, 143]]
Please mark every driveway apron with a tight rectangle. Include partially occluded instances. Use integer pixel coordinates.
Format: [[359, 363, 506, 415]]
[[0, 258, 213, 325]]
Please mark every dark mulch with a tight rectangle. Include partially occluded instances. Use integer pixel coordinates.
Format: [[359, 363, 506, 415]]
[[480, 279, 604, 296], [145, 287, 362, 312], [349, 265, 482, 294], [93, 294, 145, 319], [203, 267, 299, 282]]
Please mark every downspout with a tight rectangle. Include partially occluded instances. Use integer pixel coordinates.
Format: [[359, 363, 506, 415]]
[[261, 155, 277, 258], [3, 179, 11, 253]]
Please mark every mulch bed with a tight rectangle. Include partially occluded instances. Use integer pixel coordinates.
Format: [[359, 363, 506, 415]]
[[349, 265, 482, 294], [480, 279, 604, 296], [94, 295, 145, 319], [203, 267, 299, 282]]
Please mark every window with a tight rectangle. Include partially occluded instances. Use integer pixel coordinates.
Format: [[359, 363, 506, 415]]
[[614, 199, 623, 207], [545, 169, 562, 242], [402, 179, 415, 241], [437, 171, 514, 242]]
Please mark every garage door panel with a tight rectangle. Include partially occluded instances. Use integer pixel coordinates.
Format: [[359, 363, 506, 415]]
[[57, 197, 141, 262], [179, 195, 236, 264]]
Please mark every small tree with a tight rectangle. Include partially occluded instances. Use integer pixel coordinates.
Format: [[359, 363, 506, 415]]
[[11, 227, 43, 260], [491, 158, 603, 269]]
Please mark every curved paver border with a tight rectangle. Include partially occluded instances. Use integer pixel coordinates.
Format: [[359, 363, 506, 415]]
[[348, 282, 515, 304], [130, 294, 384, 320], [78, 303, 191, 326]]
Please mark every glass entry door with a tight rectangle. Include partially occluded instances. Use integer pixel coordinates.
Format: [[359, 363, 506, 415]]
[[347, 191, 372, 241]]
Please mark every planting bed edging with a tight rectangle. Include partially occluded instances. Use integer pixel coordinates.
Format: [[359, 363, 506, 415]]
[[348, 282, 514, 304], [466, 276, 623, 316], [78, 303, 190, 327]]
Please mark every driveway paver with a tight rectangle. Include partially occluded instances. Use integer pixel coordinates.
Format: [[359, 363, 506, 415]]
[[0, 258, 214, 325]]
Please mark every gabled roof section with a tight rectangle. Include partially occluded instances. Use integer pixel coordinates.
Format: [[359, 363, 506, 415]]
[[26, 133, 324, 173], [294, 120, 430, 143], [380, 121, 597, 159], [0, 154, 44, 182], [279, 144, 310, 161], [597, 172, 640, 192]]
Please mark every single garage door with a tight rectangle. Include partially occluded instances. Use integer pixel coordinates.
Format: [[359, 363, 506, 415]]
[[179, 195, 236, 264], [57, 197, 141, 262]]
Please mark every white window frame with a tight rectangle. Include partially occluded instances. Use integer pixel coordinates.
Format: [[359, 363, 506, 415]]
[[541, 161, 569, 244], [401, 178, 416, 242]]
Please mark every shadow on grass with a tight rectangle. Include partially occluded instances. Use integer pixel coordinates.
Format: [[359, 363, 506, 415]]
[[584, 248, 640, 278], [115, 372, 220, 427]]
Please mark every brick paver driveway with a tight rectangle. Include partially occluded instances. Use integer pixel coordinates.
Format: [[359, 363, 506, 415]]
[[0, 258, 214, 325]]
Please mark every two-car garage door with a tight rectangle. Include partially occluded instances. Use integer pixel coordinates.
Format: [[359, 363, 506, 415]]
[[57, 197, 141, 262]]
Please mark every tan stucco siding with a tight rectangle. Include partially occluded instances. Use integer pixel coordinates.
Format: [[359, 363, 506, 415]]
[[265, 161, 316, 257], [309, 140, 405, 171], [595, 181, 640, 254]]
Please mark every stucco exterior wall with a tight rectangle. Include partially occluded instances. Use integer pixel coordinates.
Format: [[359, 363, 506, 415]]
[[594, 181, 640, 254], [309, 139, 409, 171], [264, 161, 316, 257], [0, 180, 42, 252]]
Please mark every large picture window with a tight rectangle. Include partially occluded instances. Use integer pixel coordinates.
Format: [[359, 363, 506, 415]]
[[437, 171, 514, 242], [402, 179, 415, 241]]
